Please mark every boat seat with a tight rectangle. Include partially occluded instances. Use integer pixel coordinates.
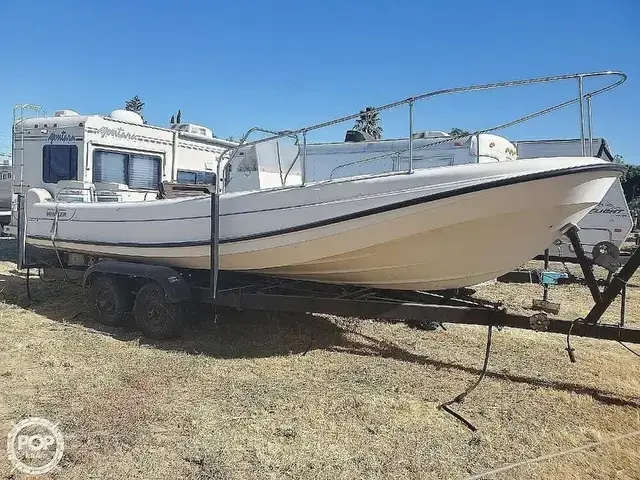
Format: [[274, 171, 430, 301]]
[[55, 181, 95, 203], [95, 182, 131, 203], [159, 182, 213, 199]]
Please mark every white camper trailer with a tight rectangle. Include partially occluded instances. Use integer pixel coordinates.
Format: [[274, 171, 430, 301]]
[[3, 108, 237, 235], [516, 138, 632, 260], [0, 163, 11, 225]]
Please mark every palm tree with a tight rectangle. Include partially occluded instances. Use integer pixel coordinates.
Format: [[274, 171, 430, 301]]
[[353, 106, 383, 140], [449, 127, 470, 137]]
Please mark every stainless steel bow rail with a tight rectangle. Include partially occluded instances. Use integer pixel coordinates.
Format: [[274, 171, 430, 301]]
[[215, 70, 626, 191]]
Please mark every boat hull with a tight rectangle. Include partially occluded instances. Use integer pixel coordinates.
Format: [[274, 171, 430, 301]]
[[25, 157, 623, 291]]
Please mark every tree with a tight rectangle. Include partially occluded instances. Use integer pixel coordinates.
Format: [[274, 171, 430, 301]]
[[353, 107, 383, 140], [169, 109, 183, 125], [449, 127, 470, 137], [125, 95, 145, 121], [614, 155, 640, 218], [620, 163, 640, 204]]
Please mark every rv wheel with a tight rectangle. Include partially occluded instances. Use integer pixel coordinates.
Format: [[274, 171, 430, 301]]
[[89, 275, 133, 327], [133, 282, 185, 340]]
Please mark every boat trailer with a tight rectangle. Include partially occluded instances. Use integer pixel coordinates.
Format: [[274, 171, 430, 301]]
[[15, 191, 640, 345]]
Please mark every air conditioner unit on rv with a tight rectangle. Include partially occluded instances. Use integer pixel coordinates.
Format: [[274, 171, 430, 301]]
[[172, 123, 213, 137], [109, 109, 144, 124], [54, 110, 80, 117]]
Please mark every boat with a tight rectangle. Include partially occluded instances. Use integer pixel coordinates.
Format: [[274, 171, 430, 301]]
[[13, 71, 629, 290], [23, 153, 622, 290]]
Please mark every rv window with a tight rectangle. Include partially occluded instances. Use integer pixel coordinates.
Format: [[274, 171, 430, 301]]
[[177, 169, 214, 185], [93, 151, 127, 184], [43, 145, 78, 183], [92, 150, 161, 190], [129, 154, 161, 190]]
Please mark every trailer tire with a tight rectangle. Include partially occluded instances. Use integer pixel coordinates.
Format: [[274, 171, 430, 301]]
[[133, 282, 185, 340], [89, 275, 133, 327]]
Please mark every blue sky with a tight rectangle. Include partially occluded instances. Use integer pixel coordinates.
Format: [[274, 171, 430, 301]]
[[1, 0, 638, 161]]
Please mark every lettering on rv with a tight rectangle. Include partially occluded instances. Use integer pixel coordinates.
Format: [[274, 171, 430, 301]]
[[45, 208, 67, 218], [48, 132, 78, 143], [97, 127, 139, 142], [588, 201, 627, 217]]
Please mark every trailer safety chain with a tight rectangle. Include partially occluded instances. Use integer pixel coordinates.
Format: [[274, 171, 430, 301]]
[[439, 325, 493, 431]]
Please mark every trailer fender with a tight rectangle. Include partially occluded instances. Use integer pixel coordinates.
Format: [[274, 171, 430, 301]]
[[82, 260, 192, 303]]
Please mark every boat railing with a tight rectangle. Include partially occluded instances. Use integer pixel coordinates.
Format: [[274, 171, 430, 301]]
[[216, 71, 626, 193]]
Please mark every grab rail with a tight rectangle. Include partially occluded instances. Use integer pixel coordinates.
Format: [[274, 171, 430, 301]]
[[215, 71, 626, 193]]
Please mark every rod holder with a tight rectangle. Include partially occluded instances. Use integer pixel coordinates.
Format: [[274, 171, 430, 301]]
[[302, 131, 307, 185], [408, 101, 414, 173], [578, 76, 585, 155], [587, 96, 593, 156]]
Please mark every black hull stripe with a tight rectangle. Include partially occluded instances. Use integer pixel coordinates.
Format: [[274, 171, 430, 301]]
[[26, 163, 624, 248]]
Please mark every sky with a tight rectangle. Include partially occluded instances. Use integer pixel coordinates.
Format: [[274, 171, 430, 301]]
[[1, 0, 638, 162]]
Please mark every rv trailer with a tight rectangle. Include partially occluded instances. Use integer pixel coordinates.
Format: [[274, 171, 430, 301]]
[[3, 108, 237, 235], [0, 165, 11, 227]]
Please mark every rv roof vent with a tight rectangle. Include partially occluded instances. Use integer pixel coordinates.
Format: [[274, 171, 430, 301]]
[[173, 123, 213, 137], [412, 131, 451, 139], [344, 130, 374, 142], [54, 109, 80, 117], [110, 109, 144, 124]]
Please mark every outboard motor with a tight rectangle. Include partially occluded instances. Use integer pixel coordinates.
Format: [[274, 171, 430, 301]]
[[344, 130, 375, 142]]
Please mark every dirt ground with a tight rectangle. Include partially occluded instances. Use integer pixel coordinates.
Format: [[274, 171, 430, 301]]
[[0, 238, 639, 479]]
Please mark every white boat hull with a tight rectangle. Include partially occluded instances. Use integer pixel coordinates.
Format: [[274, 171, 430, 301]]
[[25, 157, 623, 291]]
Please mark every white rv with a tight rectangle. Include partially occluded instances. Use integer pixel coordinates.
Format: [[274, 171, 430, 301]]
[[515, 138, 632, 259], [4, 108, 237, 234], [0, 163, 11, 225]]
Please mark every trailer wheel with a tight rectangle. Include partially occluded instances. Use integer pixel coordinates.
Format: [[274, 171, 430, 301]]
[[89, 275, 133, 327], [133, 282, 185, 340]]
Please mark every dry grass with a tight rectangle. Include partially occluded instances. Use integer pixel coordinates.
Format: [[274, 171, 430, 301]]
[[0, 238, 639, 479]]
